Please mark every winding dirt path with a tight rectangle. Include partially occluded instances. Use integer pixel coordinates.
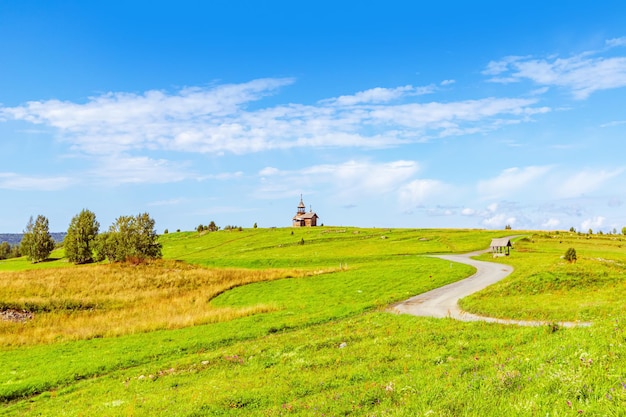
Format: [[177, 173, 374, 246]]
[[391, 248, 590, 327]]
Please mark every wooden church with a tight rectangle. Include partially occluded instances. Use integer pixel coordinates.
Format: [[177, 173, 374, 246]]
[[292, 195, 319, 227]]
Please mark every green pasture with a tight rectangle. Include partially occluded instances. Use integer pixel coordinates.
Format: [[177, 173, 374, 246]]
[[461, 232, 626, 322], [1, 227, 625, 416], [0, 248, 67, 272]]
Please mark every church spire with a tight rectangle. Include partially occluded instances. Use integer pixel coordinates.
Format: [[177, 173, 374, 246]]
[[297, 194, 306, 215]]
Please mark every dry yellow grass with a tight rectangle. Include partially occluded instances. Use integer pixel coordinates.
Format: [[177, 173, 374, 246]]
[[0, 260, 316, 346]]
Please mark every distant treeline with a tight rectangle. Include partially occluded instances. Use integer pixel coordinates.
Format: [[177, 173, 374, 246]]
[[0, 233, 67, 246]]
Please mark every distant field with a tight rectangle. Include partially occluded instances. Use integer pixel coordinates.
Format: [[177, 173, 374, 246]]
[[1, 227, 624, 416]]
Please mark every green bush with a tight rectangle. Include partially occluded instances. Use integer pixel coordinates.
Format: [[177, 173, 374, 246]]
[[564, 247, 577, 263]]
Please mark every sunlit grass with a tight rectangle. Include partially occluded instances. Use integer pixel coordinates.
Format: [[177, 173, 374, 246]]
[[0, 260, 317, 346], [2, 228, 625, 416], [0, 248, 67, 272]]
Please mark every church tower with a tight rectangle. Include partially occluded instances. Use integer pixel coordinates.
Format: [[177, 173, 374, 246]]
[[297, 194, 306, 216]]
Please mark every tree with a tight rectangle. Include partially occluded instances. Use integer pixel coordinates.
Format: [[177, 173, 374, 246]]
[[253, 222, 258, 229], [564, 247, 577, 263], [64, 209, 100, 264], [569, 227, 576, 233], [622, 226, 626, 236], [208, 221, 218, 232], [20, 215, 55, 263], [133, 212, 162, 259], [96, 213, 162, 262], [93, 232, 116, 262], [0, 242, 11, 260]]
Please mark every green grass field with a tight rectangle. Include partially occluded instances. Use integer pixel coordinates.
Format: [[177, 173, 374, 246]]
[[1, 227, 625, 416]]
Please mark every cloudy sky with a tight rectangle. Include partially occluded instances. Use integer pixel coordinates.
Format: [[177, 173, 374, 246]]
[[1, 1, 626, 232]]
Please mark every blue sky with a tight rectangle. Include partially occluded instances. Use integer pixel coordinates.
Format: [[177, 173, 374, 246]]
[[1, 1, 626, 233]]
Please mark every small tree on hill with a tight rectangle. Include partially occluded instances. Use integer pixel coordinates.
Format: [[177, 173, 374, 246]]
[[20, 215, 55, 263], [564, 247, 577, 263], [64, 209, 100, 264]]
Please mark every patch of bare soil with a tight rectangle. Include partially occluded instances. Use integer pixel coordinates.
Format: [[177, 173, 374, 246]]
[[1, 309, 34, 323]]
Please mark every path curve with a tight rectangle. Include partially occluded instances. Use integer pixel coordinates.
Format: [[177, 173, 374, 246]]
[[391, 246, 590, 327]]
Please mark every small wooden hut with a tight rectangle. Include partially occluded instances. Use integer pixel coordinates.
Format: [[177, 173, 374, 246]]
[[490, 238, 512, 256]]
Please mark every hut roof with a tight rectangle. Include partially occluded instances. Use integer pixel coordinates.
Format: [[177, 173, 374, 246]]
[[490, 238, 512, 247]]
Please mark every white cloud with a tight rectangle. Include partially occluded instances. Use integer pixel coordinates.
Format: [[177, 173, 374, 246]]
[[440, 79, 456, 86], [258, 167, 281, 177], [600, 120, 626, 128], [477, 166, 551, 198], [529, 86, 550, 96], [255, 160, 421, 201], [483, 213, 516, 228], [398, 179, 447, 207], [92, 155, 189, 185], [487, 202, 498, 213], [303, 160, 419, 193], [323, 85, 435, 106], [0, 79, 550, 159], [197, 172, 243, 181], [581, 216, 605, 231], [557, 168, 624, 198], [0, 172, 74, 190], [461, 208, 476, 216], [606, 37, 626, 48], [484, 44, 626, 99], [542, 218, 560, 229]]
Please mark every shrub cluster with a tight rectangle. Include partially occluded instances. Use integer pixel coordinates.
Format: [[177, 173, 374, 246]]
[[564, 247, 577, 263], [17, 211, 162, 264], [197, 221, 219, 233], [0, 242, 21, 260], [94, 213, 162, 263]]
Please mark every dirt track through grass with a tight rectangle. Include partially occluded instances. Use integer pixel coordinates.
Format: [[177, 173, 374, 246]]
[[392, 245, 591, 327]]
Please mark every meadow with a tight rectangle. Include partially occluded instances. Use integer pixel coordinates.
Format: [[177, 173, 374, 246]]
[[0, 227, 624, 416]]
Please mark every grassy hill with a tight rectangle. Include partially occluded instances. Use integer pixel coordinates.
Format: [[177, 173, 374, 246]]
[[0, 227, 624, 416]]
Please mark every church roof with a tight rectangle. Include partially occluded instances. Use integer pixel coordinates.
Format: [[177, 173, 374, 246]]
[[293, 212, 318, 220]]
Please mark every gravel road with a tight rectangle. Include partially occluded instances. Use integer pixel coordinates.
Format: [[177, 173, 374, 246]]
[[391, 248, 589, 327]]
